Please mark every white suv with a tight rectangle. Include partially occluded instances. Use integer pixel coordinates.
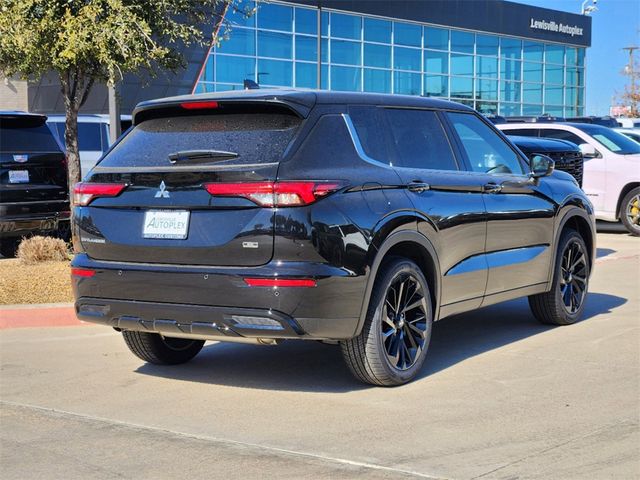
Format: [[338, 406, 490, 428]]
[[498, 122, 640, 235]]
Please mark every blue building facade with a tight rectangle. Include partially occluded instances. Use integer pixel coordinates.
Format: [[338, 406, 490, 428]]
[[194, 0, 591, 117]]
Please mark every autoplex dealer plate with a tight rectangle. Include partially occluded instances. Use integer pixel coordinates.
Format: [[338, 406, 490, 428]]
[[142, 210, 190, 239]]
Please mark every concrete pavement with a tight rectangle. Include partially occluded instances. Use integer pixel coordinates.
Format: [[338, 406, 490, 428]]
[[1, 233, 638, 479]]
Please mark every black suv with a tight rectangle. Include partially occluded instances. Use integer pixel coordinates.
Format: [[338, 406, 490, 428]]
[[1, 112, 70, 257], [508, 135, 584, 187], [72, 91, 596, 386]]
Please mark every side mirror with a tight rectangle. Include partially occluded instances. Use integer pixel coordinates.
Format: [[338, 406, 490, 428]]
[[530, 154, 555, 178], [579, 143, 598, 158]]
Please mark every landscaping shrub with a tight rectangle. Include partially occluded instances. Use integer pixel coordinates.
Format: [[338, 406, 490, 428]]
[[16, 236, 70, 264]]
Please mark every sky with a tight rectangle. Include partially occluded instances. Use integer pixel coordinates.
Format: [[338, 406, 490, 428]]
[[517, 0, 640, 115]]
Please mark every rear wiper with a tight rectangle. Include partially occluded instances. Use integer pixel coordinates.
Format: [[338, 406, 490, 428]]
[[168, 150, 239, 164]]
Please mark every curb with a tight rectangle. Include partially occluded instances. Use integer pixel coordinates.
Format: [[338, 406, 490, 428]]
[[0, 305, 85, 330]]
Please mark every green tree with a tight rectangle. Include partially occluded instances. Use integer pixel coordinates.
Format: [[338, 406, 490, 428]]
[[0, 0, 251, 217]]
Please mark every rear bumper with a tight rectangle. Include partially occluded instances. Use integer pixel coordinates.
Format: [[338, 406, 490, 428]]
[[0, 200, 70, 238], [71, 254, 366, 340]]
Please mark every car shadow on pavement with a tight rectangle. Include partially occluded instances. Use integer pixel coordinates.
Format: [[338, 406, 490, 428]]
[[135, 292, 626, 393], [596, 248, 616, 259]]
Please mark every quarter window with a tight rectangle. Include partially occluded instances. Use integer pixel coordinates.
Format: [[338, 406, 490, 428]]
[[541, 129, 586, 145], [447, 112, 524, 174], [384, 109, 458, 171]]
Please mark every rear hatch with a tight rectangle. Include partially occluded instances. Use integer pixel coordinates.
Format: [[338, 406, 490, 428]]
[[79, 101, 304, 266], [0, 114, 67, 204]]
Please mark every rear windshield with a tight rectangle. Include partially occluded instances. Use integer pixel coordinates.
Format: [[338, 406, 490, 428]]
[[98, 113, 301, 168], [0, 123, 61, 152]]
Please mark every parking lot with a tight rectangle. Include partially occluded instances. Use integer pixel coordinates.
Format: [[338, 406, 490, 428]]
[[1, 231, 638, 479]]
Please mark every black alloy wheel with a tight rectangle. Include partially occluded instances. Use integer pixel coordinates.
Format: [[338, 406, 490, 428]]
[[341, 257, 433, 386], [528, 229, 590, 326], [621, 187, 640, 236], [381, 273, 429, 371]]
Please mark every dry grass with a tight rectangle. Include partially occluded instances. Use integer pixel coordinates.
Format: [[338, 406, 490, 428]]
[[0, 258, 73, 305], [16, 236, 70, 264]]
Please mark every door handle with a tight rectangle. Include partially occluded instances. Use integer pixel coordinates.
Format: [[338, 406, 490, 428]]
[[483, 183, 503, 194], [406, 181, 430, 193]]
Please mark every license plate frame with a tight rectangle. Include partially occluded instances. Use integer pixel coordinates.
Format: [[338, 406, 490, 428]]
[[142, 210, 190, 240], [8, 170, 29, 184]]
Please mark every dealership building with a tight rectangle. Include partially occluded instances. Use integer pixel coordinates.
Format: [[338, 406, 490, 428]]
[[23, 0, 592, 117]]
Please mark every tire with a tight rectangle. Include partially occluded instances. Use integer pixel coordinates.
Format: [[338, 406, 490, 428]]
[[528, 229, 590, 325], [122, 331, 204, 365], [0, 238, 19, 258], [620, 187, 640, 236], [341, 256, 433, 386]]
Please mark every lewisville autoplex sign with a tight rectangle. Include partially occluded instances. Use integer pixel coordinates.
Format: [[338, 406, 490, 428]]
[[530, 18, 584, 37]]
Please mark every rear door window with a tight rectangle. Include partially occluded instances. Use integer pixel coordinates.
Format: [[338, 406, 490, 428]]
[[383, 108, 459, 171], [447, 112, 525, 175], [99, 113, 301, 168], [541, 129, 586, 145]]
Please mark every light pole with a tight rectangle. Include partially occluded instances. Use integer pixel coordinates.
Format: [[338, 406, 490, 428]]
[[581, 0, 598, 15]]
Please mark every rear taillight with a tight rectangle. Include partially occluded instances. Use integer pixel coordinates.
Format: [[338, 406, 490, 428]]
[[244, 278, 317, 287], [204, 181, 344, 207], [71, 268, 95, 278], [73, 182, 126, 206], [180, 101, 219, 110]]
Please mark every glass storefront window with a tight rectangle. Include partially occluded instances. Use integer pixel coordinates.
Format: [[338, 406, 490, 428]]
[[523, 62, 543, 83], [500, 103, 521, 116], [321, 11, 329, 36], [476, 34, 498, 56], [566, 67, 584, 87], [364, 68, 391, 93], [523, 41, 543, 62], [331, 13, 361, 39], [258, 59, 292, 86], [202, 56, 214, 82], [226, 0, 256, 27], [476, 78, 498, 101], [501, 38, 522, 59], [500, 58, 522, 81], [425, 74, 448, 97], [544, 106, 563, 116], [577, 48, 585, 67], [215, 84, 243, 92], [477, 56, 498, 78], [545, 44, 565, 64], [258, 3, 292, 31], [451, 30, 474, 54], [394, 46, 421, 71], [476, 102, 498, 115], [394, 22, 421, 47], [295, 35, 317, 62], [394, 71, 422, 95], [331, 65, 361, 91], [544, 85, 563, 105], [523, 83, 543, 104], [218, 28, 255, 56], [321, 38, 328, 63], [216, 55, 255, 84], [331, 39, 361, 65], [566, 47, 578, 67], [364, 18, 391, 43], [295, 8, 317, 35], [545, 64, 564, 85], [424, 27, 448, 50], [451, 76, 473, 98], [258, 31, 292, 59], [364, 43, 391, 68], [451, 53, 473, 76], [295, 62, 317, 88], [565, 87, 577, 106], [523, 104, 543, 115], [424, 50, 448, 74], [500, 81, 521, 102]]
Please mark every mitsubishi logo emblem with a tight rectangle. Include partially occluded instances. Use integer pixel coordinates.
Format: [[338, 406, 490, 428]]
[[155, 181, 170, 198]]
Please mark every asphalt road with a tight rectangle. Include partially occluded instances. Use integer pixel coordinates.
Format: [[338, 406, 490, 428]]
[[1, 232, 638, 479]]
